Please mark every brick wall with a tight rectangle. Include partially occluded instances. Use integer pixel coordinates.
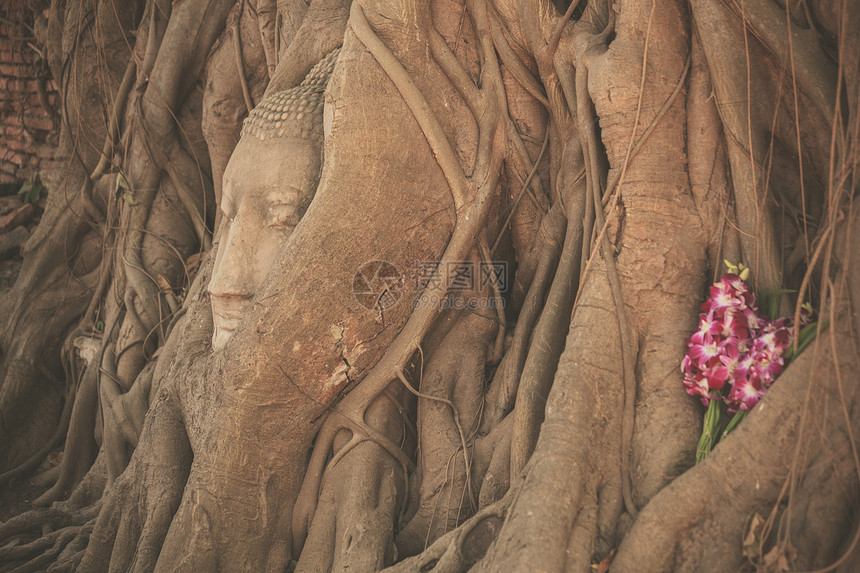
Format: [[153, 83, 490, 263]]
[[0, 8, 58, 187]]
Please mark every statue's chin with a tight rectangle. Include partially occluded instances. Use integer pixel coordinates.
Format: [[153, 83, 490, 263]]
[[211, 326, 233, 350]]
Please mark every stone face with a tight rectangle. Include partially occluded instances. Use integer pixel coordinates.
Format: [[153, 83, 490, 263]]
[[209, 49, 339, 350]]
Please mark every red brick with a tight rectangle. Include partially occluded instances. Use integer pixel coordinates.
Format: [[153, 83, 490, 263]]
[[7, 151, 24, 166], [1, 50, 28, 65], [8, 50, 29, 65], [5, 78, 27, 90], [0, 63, 24, 77], [23, 116, 53, 132]]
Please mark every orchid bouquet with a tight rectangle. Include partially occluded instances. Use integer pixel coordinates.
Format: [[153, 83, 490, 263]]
[[682, 261, 818, 463]]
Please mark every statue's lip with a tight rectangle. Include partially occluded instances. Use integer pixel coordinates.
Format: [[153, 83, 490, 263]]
[[213, 310, 245, 322], [211, 303, 251, 330]]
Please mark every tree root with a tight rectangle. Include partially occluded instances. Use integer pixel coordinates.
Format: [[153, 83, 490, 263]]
[[509, 134, 586, 475], [395, 310, 496, 556], [295, 388, 412, 572], [481, 201, 564, 432], [0, 502, 100, 573], [383, 494, 513, 573]]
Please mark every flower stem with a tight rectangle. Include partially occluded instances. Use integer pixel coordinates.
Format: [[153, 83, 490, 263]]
[[721, 410, 747, 440], [696, 399, 723, 464]]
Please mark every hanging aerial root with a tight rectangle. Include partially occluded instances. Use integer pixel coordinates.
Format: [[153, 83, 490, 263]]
[[90, 56, 137, 181], [509, 171, 585, 476], [481, 200, 563, 432]]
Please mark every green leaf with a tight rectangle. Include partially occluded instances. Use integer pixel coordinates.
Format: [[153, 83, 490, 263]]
[[721, 410, 747, 441], [784, 320, 829, 361], [122, 191, 139, 206], [758, 289, 796, 321], [17, 176, 44, 204], [115, 172, 130, 200]]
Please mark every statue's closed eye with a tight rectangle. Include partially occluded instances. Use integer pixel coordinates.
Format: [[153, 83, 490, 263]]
[[268, 203, 301, 228]]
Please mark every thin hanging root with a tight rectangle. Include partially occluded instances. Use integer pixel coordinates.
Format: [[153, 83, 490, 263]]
[[165, 149, 214, 249], [427, 26, 483, 118], [486, 7, 548, 109], [491, 130, 550, 255], [394, 366, 476, 511], [477, 236, 506, 363], [547, 0, 583, 57], [505, 122, 549, 213], [509, 201, 583, 475], [327, 408, 416, 475], [570, 39, 638, 518], [482, 205, 564, 434], [792, 222, 832, 351], [333, 0, 502, 427], [291, 394, 417, 553], [351, 2, 470, 211], [91, 56, 137, 181], [564, 46, 691, 517], [573, 53, 691, 297]]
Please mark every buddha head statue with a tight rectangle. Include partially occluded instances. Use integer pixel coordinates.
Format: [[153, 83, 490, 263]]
[[208, 49, 338, 350]]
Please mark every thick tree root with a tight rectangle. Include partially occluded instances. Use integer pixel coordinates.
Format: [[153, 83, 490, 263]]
[[395, 311, 496, 557], [296, 406, 410, 571], [384, 494, 513, 573], [0, 502, 100, 573]]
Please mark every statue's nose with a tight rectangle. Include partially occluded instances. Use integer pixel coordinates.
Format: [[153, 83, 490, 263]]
[[208, 228, 257, 300]]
